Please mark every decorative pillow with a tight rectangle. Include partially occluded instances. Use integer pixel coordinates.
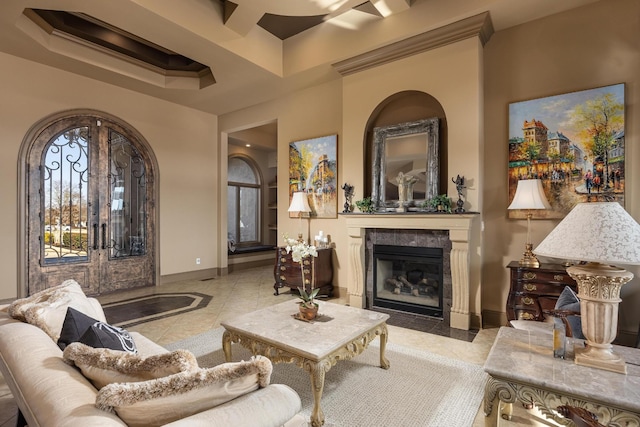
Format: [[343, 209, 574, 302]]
[[64, 342, 199, 389], [57, 307, 101, 350], [8, 279, 105, 341], [80, 322, 137, 353], [96, 356, 273, 427], [57, 307, 137, 353], [554, 286, 584, 339]]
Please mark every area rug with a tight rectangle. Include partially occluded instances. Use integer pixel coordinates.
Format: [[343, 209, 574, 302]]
[[166, 328, 488, 427]]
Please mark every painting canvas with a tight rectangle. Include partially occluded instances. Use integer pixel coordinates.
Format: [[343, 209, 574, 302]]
[[508, 83, 625, 219], [289, 134, 338, 219]]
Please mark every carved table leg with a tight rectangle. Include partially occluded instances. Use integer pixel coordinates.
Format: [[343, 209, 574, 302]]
[[308, 362, 326, 427], [379, 325, 390, 369], [222, 330, 232, 362]]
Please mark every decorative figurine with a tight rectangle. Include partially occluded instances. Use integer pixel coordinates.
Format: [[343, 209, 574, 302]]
[[452, 175, 466, 213], [341, 183, 354, 213]]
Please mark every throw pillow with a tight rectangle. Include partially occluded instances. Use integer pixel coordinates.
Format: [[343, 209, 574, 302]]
[[554, 286, 584, 339], [80, 322, 138, 354], [57, 307, 137, 353], [8, 279, 105, 341], [57, 307, 100, 350], [64, 342, 199, 389], [96, 356, 273, 427]]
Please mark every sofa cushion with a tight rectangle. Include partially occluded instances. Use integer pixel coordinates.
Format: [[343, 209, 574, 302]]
[[554, 286, 585, 339], [96, 356, 273, 427], [8, 279, 105, 341], [63, 342, 199, 389]]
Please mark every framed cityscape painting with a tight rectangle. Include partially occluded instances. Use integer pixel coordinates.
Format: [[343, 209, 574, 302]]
[[289, 134, 338, 219], [508, 83, 625, 219]]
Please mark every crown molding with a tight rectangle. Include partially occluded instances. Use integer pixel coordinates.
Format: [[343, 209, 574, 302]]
[[332, 11, 494, 76]]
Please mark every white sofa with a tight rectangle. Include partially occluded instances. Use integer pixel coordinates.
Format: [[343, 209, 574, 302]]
[[0, 298, 305, 427]]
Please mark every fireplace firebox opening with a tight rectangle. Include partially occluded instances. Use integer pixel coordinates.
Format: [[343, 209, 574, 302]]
[[372, 244, 443, 318]]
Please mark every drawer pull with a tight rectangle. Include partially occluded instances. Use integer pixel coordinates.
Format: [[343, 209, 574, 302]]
[[523, 283, 537, 291], [522, 297, 535, 305], [303, 260, 311, 266], [523, 272, 537, 280], [554, 275, 564, 281], [280, 266, 286, 271], [280, 257, 286, 263], [280, 249, 287, 255], [279, 276, 286, 281], [520, 312, 535, 320]]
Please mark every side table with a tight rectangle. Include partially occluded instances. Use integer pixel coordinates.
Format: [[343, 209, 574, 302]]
[[273, 247, 334, 297], [484, 327, 640, 426], [506, 261, 577, 322]]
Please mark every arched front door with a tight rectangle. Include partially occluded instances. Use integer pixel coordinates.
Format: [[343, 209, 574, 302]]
[[22, 111, 157, 296]]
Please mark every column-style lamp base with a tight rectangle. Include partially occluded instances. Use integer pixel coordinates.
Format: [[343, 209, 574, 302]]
[[568, 263, 633, 374]]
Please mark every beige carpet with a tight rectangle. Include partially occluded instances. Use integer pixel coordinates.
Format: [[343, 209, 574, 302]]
[[167, 328, 488, 427]]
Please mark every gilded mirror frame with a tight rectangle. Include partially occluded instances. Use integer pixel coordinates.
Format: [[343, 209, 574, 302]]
[[371, 118, 439, 212]]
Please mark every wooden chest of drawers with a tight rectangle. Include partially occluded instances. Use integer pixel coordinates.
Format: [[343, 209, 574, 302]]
[[273, 247, 334, 297], [506, 261, 578, 322]]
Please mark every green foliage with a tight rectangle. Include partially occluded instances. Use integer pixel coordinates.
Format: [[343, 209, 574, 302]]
[[297, 286, 320, 309], [355, 197, 374, 213], [423, 194, 452, 213], [62, 232, 88, 250]]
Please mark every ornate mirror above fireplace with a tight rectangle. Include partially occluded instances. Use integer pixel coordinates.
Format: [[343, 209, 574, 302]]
[[371, 117, 439, 212]]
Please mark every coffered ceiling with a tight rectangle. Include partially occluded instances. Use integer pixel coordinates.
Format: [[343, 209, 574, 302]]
[[0, 0, 599, 115]]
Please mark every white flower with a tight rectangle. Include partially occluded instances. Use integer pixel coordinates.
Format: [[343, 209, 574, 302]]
[[283, 235, 318, 264]]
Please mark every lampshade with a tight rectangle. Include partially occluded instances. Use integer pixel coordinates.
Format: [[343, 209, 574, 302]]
[[508, 179, 551, 210], [534, 202, 640, 265], [288, 192, 311, 213]]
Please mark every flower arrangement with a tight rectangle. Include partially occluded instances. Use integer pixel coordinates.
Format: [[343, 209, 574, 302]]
[[284, 234, 320, 314]]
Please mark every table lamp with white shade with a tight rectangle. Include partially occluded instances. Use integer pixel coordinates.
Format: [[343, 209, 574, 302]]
[[288, 192, 311, 243], [534, 202, 640, 374], [508, 179, 551, 268]]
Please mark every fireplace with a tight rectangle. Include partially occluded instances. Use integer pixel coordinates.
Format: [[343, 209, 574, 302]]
[[373, 245, 443, 318], [344, 213, 480, 330]]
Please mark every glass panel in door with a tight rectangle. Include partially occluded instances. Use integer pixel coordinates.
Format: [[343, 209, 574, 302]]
[[42, 127, 90, 263], [108, 129, 147, 258]]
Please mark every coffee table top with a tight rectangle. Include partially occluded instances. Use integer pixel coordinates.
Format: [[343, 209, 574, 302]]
[[485, 327, 640, 412], [221, 300, 389, 361]]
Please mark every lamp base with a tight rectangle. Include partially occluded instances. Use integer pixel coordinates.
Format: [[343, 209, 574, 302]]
[[574, 346, 627, 374], [567, 263, 633, 375], [519, 243, 540, 268]]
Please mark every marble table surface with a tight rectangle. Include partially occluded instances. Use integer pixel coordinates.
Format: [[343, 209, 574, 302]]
[[484, 326, 640, 413], [220, 299, 389, 361]]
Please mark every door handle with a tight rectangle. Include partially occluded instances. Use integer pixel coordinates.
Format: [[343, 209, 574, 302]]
[[93, 224, 98, 250], [101, 223, 106, 249]]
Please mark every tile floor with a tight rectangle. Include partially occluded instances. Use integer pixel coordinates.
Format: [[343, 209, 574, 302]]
[[0, 265, 558, 427]]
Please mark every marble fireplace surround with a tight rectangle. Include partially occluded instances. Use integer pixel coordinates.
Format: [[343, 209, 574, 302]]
[[344, 213, 481, 330]]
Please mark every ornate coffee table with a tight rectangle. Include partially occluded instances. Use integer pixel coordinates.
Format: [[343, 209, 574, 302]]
[[221, 300, 390, 427]]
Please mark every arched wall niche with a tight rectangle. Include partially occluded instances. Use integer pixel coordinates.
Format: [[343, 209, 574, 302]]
[[363, 90, 448, 197]]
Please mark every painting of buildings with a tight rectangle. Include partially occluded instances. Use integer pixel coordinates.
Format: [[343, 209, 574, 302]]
[[508, 83, 625, 219]]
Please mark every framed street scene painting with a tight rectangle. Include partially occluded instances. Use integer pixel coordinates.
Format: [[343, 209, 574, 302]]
[[289, 134, 338, 218], [508, 83, 625, 219]]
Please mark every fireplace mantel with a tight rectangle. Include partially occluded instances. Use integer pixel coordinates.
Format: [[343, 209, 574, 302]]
[[344, 213, 481, 330]]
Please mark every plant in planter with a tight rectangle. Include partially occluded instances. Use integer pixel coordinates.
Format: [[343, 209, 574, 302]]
[[283, 234, 320, 319], [423, 194, 453, 213], [355, 197, 375, 213], [296, 287, 320, 320]]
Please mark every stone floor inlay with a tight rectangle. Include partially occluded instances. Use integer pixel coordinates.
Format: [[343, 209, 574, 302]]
[[103, 292, 212, 327]]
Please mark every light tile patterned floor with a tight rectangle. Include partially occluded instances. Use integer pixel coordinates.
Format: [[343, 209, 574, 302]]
[[0, 265, 556, 426]]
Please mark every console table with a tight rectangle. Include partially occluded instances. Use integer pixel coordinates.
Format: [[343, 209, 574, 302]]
[[506, 261, 577, 322], [484, 327, 640, 426], [273, 247, 333, 297]]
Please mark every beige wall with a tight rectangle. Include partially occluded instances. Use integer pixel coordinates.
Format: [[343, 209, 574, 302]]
[[0, 52, 218, 299], [483, 0, 640, 335]]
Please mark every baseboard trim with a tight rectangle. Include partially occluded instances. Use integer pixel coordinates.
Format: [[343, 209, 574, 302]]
[[482, 309, 507, 329], [160, 268, 219, 285]]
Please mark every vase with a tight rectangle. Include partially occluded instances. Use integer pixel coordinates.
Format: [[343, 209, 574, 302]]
[[299, 304, 319, 320]]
